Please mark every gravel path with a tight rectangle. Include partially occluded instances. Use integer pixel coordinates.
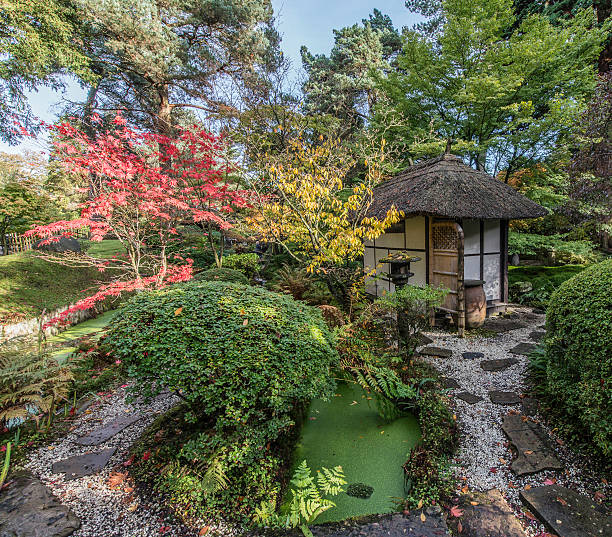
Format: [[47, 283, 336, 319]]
[[418, 306, 610, 536], [23, 386, 208, 537]]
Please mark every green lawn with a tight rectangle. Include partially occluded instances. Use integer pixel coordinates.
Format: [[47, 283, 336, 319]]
[[290, 382, 420, 523], [0, 240, 125, 324]]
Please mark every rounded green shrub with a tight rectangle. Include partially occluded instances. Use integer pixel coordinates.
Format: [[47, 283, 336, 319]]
[[545, 259, 612, 455], [106, 281, 337, 435], [193, 267, 248, 284], [222, 253, 260, 279]]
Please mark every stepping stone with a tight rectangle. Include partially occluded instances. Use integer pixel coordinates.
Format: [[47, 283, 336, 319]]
[[0, 471, 81, 536], [501, 414, 563, 476], [419, 334, 434, 346], [520, 485, 612, 537], [529, 330, 546, 342], [52, 448, 116, 480], [510, 342, 537, 356], [453, 489, 527, 537], [489, 391, 521, 405], [480, 358, 519, 372], [419, 346, 453, 358], [521, 396, 539, 416], [463, 351, 484, 360], [74, 413, 142, 445], [484, 318, 527, 333], [456, 392, 483, 404], [441, 377, 460, 389]]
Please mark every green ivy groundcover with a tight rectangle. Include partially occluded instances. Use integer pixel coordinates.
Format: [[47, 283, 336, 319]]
[[290, 382, 421, 523]]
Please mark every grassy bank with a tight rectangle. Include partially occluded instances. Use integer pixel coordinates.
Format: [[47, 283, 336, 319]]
[[508, 264, 586, 308], [0, 240, 124, 324]]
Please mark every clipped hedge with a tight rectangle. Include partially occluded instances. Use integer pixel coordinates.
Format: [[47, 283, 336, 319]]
[[544, 259, 612, 455], [106, 281, 337, 433], [222, 253, 260, 279], [193, 267, 248, 284]]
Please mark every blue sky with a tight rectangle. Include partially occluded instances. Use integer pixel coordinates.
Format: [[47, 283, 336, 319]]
[[1, 1, 419, 153]]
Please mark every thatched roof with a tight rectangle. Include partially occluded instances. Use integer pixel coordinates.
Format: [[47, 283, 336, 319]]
[[367, 154, 547, 220]]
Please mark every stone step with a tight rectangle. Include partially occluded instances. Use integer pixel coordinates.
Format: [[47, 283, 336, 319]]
[[52, 448, 116, 480], [520, 485, 611, 537], [456, 392, 483, 404], [501, 414, 563, 476], [509, 343, 537, 356], [480, 358, 519, 372], [420, 346, 453, 358], [0, 471, 81, 536], [489, 391, 521, 405], [462, 352, 485, 360], [441, 377, 460, 389], [74, 413, 143, 446], [529, 330, 546, 342]]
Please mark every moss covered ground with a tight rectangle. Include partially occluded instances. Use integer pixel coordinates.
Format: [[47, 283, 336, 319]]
[[290, 382, 420, 523]]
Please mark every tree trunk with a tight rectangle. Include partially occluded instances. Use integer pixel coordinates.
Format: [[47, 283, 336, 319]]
[[155, 84, 173, 136]]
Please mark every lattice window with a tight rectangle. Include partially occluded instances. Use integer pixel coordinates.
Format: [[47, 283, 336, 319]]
[[432, 224, 458, 250]]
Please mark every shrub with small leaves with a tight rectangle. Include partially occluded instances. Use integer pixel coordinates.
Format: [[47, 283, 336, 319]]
[[193, 267, 248, 284], [544, 259, 612, 455], [222, 253, 260, 279]]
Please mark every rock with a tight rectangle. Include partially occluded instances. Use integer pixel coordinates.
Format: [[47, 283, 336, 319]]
[[529, 330, 546, 342], [74, 414, 142, 446], [34, 236, 81, 253], [520, 485, 612, 537], [51, 448, 116, 480], [489, 391, 521, 405], [456, 392, 483, 404], [480, 358, 519, 372], [0, 471, 80, 537], [441, 377, 460, 389], [462, 351, 485, 360], [453, 489, 527, 537], [419, 346, 453, 358], [501, 414, 563, 476], [510, 342, 537, 356]]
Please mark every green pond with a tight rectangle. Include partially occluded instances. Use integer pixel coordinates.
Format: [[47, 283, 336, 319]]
[[46, 310, 117, 362], [290, 382, 421, 523]]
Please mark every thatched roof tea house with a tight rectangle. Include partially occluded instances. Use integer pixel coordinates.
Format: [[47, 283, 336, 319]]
[[364, 153, 546, 334]]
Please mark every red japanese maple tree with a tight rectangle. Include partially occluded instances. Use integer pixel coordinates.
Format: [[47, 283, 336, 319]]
[[27, 114, 250, 326]]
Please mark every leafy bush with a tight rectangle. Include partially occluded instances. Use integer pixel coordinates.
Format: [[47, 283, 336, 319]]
[[272, 264, 312, 300], [106, 281, 338, 521], [508, 232, 598, 265], [543, 259, 612, 455], [193, 267, 248, 284], [375, 285, 447, 357], [222, 253, 260, 279]]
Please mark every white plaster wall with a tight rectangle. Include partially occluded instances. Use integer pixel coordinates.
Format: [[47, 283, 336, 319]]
[[464, 255, 480, 281], [405, 217, 426, 249], [463, 219, 480, 255], [483, 254, 501, 300], [484, 220, 501, 253]]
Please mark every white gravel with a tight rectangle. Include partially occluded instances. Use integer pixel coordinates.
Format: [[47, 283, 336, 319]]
[[23, 385, 236, 537], [418, 306, 610, 536]]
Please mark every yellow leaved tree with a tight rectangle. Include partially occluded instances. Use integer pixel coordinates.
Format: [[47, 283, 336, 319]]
[[247, 131, 402, 309]]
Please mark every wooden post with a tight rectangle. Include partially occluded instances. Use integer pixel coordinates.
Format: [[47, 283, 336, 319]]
[[454, 222, 465, 337]]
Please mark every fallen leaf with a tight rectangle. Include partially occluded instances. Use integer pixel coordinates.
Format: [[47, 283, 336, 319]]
[[524, 484, 532, 490], [489, 467, 498, 474], [107, 472, 127, 489], [420, 512, 426, 522], [417, 499, 423, 509], [508, 482, 517, 489], [199, 527, 210, 536], [499, 457, 507, 464], [243, 318, 248, 326], [174, 307, 183, 316], [556, 496, 568, 506], [124, 486, 134, 493], [457, 520, 463, 533], [380, 430, 385, 435], [470, 501, 479, 506], [594, 491, 605, 501], [450, 506, 464, 517], [128, 503, 138, 512], [523, 511, 537, 521], [350, 400, 358, 406], [556, 438, 564, 446], [461, 485, 469, 493], [123, 455, 135, 467], [543, 478, 556, 485], [142, 451, 151, 462], [524, 450, 534, 455]]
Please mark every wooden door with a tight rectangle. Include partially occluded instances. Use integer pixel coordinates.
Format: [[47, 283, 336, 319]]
[[429, 220, 460, 313]]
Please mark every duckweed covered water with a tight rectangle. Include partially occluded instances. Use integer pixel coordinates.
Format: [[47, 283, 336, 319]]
[[291, 382, 421, 523]]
